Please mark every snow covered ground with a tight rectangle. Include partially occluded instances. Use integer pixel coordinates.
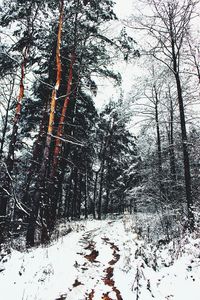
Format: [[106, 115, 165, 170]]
[[0, 215, 200, 300]]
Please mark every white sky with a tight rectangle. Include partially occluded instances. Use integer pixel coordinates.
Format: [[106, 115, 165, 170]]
[[94, 0, 137, 110], [114, 0, 134, 18]]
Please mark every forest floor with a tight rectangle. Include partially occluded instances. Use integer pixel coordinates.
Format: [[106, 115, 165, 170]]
[[0, 214, 200, 300]]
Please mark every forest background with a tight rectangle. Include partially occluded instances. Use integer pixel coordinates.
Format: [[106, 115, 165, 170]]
[[0, 0, 200, 248]]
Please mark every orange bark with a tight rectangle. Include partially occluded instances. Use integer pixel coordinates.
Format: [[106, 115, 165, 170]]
[[55, 0, 63, 89], [15, 46, 27, 119], [27, 1, 65, 244], [46, 0, 64, 139], [51, 51, 76, 173], [15, 47, 26, 115], [7, 45, 29, 171]]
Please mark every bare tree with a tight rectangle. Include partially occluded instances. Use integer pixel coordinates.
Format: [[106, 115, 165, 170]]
[[132, 0, 197, 229]]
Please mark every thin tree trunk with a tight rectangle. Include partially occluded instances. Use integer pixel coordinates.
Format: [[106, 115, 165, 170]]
[[72, 168, 78, 219], [77, 172, 82, 219], [84, 167, 88, 219], [168, 93, 176, 182], [92, 170, 99, 219], [188, 41, 200, 85], [97, 128, 113, 220], [104, 143, 113, 214], [154, 85, 163, 183], [0, 77, 15, 160], [65, 176, 72, 219], [175, 72, 194, 229], [104, 188, 110, 214], [170, 20, 194, 229], [98, 160, 105, 220]]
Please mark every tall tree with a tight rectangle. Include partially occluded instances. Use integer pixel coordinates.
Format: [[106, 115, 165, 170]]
[[25, 0, 121, 245], [26, 0, 64, 246], [133, 0, 197, 229], [0, 0, 41, 243], [96, 100, 138, 218]]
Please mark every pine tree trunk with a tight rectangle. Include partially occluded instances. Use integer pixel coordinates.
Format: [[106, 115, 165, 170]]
[[23, 102, 49, 201], [47, 2, 82, 225], [26, 0, 64, 246], [7, 46, 29, 172], [47, 51, 77, 228], [50, 52, 76, 178], [49, 0, 79, 181]]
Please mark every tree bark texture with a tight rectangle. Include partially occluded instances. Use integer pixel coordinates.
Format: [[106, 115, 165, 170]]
[[169, 15, 194, 229], [26, 0, 64, 246]]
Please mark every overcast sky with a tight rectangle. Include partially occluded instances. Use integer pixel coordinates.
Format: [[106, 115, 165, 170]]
[[94, 0, 136, 110], [114, 0, 133, 18]]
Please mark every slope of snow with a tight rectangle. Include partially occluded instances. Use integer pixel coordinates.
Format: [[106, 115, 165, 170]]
[[0, 215, 200, 300]]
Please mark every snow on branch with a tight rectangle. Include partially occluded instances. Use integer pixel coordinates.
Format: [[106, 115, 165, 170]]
[[48, 133, 85, 147]]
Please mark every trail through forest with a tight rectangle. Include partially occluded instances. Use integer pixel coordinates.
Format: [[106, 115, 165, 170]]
[[53, 220, 122, 299], [61, 222, 123, 300], [0, 216, 200, 300]]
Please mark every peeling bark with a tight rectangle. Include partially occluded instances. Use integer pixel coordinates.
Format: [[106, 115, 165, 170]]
[[7, 46, 29, 173], [26, 0, 64, 247]]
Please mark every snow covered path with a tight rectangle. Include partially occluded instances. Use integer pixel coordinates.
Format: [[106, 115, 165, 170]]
[[62, 221, 123, 300], [1, 216, 200, 300], [0, 218, 138, 300]]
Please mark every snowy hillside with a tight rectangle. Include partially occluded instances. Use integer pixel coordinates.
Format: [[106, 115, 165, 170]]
[[0, 215, 200, 300]]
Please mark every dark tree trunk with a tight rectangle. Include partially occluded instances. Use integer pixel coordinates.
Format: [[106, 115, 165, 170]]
[[26, 190, 41, 247], [104, 144, 113, 214], [175, 72, 194, 229], [23, 102, 49, 200], [0, 48, 29, 244], [77, 172, 82, 219], [104, 188, 110, 214], [168, 94, 176, 182], [154, 87, 162, 177], [154, 85, 164, 201], [0, 78, 14, 160], [98, 161, 105, 220], [84, 168, 88, 219], [65, 176, 72, 219], [72, 168, 78, 219], [92, 171, 98, 219], [170, 20, 194, 229], [26, 1, 64, 246]]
